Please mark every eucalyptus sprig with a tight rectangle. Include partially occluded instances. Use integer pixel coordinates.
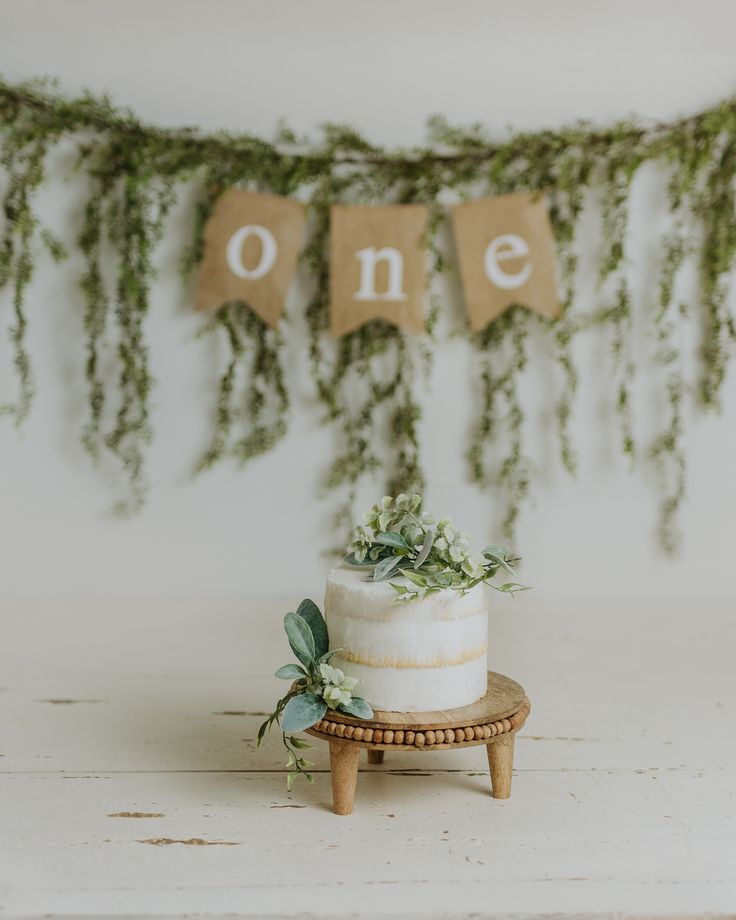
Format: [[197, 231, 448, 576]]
[[258, 598, 373, 788], [344, 494, 527, 602]]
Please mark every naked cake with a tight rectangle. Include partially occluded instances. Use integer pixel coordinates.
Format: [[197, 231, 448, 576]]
[[323, 494, 523, 713]]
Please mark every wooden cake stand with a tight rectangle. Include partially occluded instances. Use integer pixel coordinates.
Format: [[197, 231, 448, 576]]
[[306, 671, 530, 815]]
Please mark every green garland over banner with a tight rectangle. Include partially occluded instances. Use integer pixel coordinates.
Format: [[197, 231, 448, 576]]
[[1, 75, 736, 551]]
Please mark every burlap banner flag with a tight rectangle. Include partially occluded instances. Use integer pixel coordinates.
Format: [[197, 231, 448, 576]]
[[195, 189, 306, 328], [329, 204, 429, 337], [451, 192, 562, 331]]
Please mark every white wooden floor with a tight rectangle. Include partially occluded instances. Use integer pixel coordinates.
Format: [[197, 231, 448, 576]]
[[1, 594, 734, 919]]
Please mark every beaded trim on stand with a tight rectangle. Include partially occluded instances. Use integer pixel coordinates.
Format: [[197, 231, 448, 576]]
[[311, 697, 531, 747]]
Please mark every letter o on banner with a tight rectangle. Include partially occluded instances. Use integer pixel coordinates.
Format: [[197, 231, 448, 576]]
[[484, 234, 532, 290], [226, 225, 278, 280], [195, 189, 306, 328]]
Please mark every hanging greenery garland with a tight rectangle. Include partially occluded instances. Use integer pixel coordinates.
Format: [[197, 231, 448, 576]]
[[1, 75, 735, 550]]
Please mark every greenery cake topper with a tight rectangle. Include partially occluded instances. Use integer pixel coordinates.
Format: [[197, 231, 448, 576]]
[[259, 494, 525, 788], [345, 493, 526, 600]]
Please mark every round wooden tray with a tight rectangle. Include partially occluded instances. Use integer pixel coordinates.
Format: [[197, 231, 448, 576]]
[[305, 671, 531, 814]]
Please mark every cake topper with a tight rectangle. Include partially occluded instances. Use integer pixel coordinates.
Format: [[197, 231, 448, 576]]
[[345, 493, 527, 601]]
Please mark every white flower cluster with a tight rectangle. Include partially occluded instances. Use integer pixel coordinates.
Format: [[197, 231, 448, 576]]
[[433, 518, 487, 580], [350, 493, 433, 564], [319, 662, 359, 710]]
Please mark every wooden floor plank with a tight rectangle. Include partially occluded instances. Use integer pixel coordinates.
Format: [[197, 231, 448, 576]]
[[1, 769, 734, 917], [1, 596, 734, 918]]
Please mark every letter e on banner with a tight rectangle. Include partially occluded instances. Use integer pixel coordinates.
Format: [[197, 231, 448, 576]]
[[484, 234, 532, 290], [195, 189, 306, 328], [451, 193, 561, 330]]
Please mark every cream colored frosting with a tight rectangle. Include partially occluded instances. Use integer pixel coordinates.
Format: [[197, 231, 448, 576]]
[[324, 565, 488, 712]]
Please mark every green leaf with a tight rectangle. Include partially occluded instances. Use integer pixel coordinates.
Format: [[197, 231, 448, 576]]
[[284, 612, 316, 667], [373, 554, 401, 580], [378, 511, 393, 531], [318, 648, 342, 663], [389, 582, 409, 594], [289, 736, 313, 750], [375, 531, 410, 551], [399, 569, 428, 588], [344, 552, 372, 567], [296, 598, 329, 658], [414, 526, 435, 568], [274, 663, 307, 680], [281, 692, 327, 732], [483, 545, 517, 574], [494, 582, 531, 595], [339, 696, 373, 719]]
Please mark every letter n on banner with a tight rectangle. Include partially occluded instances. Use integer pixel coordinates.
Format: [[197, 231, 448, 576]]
[[451, 192, 561, 331], [195, 189, 306, 328], [329, 204, 429, 337]]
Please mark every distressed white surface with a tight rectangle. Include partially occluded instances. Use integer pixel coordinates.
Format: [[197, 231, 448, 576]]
[[1, 595, 734, 919]]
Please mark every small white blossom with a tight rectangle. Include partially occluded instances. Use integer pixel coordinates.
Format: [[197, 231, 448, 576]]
[[319, 663, 344, 684], [324, 685, 352, 708], [320, 662, 361, 710], [462, 553, 487, 579]]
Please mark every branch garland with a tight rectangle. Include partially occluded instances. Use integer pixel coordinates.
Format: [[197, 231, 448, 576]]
[[1, 76, 736, 550]]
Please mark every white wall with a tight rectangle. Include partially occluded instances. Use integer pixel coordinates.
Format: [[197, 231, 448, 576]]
[[1, 0, 735, 600]]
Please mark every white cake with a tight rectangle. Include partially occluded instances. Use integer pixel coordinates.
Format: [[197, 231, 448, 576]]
[[324, 565, 489, 712]]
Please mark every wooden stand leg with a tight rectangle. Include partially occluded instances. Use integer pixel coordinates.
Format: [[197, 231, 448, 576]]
[[329, 739, 361, 815], [367, 749, 384, 765], [487, 733, 515, 799]]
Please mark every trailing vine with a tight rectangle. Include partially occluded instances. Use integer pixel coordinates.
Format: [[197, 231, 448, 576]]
[[548, 151, 593, 478], [468, 306, 532, 543], [0, 83, 66, 422], [651, 227, 688, 554], [77, 160, 176, 513], [1, 74, 736, 552], [597, 147, 641, 463], [195, 301, 289, 473], [697, 132, 736, 410]]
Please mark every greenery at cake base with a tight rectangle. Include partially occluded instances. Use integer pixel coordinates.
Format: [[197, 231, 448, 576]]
[[345, 494, 528, 601], [258, 598, 372, 788]]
